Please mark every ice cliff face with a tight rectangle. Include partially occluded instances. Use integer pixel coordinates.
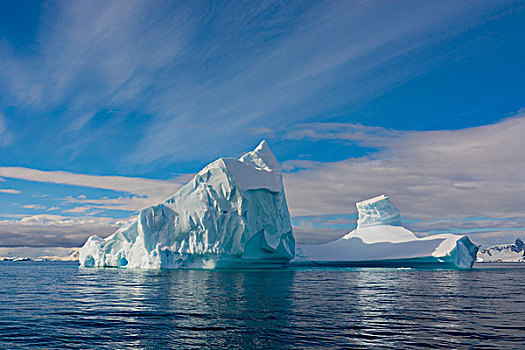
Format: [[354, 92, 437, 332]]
[[477, 238, 525, 262], [356, 195, 402, 227], [350, 195, 416, 243], [79, 141, 294, 269], [294, 195, 479, 268]]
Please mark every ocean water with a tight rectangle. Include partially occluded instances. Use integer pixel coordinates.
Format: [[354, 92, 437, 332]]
[[0, 262, 524, 349]]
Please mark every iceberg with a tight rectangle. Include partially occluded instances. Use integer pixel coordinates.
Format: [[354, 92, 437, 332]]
[[79, 141, 294, 269], [293, 195, 479, 268]]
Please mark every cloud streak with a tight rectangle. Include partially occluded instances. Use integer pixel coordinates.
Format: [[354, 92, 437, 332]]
[[0, 167, 184, 207], [0, 214, 117, 247], [126, 0, 491, 166], [0, 189, 20, 194], [0, 113, 13, 147]]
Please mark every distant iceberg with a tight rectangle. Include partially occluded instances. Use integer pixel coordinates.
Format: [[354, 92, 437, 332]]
[[293, 195, 479, 268], [79, 141, 294, 269]]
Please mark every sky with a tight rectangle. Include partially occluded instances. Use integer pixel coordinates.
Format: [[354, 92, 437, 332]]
[[1, 0, 525, 255]]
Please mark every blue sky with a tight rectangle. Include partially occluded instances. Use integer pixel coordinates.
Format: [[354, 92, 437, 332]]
[[1, 0, 525, 251]]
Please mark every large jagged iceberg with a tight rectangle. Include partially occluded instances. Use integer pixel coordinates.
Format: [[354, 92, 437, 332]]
[[293, 195, 479, 268], [79, 141, 294, 269]]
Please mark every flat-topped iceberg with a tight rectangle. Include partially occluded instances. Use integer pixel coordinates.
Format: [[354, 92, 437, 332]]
[[294, 195, 479, 268], [79, 141, 294, 269]]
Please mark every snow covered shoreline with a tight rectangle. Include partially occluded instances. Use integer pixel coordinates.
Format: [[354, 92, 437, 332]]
[[477, 238, 524, 263]]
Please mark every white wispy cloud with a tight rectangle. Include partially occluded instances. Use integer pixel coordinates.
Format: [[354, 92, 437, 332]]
[[0, 113, 13, 147], [21, 204, 48, 210], [251, 127, 274, 135], [0, 167, 185, 209], [62, 206, 91, 214], [126, 0, 492, 166], [284, 123, 402, 146], [0, 0, 195, 167], [1, 1, 189, 114], [0, 214, 117, 247], [0, 189, 20, 194], [61, 195, 158, 212], [1, 1, 505, 167]]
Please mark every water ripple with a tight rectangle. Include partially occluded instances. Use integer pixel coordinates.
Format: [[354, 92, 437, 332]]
[[0, 262, 524, 349]]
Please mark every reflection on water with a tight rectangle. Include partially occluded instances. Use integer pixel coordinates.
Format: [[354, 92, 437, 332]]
[[0, 262, 524, 349]]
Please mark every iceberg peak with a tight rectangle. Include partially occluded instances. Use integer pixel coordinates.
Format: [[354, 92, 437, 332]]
[[356, 194, 402, 228], [224, 140, 282, 193], [239, 140, 280, 173], [346, 195, 414, 243]]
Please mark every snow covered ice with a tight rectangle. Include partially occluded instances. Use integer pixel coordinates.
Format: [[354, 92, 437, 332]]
[[293, 195, 479, 268], [79, 141, 294, 269], [477, 238, 524, 262]]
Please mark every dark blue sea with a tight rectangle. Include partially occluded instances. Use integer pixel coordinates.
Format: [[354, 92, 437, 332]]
[[1, 262, 524, 349]]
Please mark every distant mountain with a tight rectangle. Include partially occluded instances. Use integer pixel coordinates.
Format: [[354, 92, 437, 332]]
[[40, 248, 79, 262], [477, 238, 525, 262], [1, 248, 79, 262]]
